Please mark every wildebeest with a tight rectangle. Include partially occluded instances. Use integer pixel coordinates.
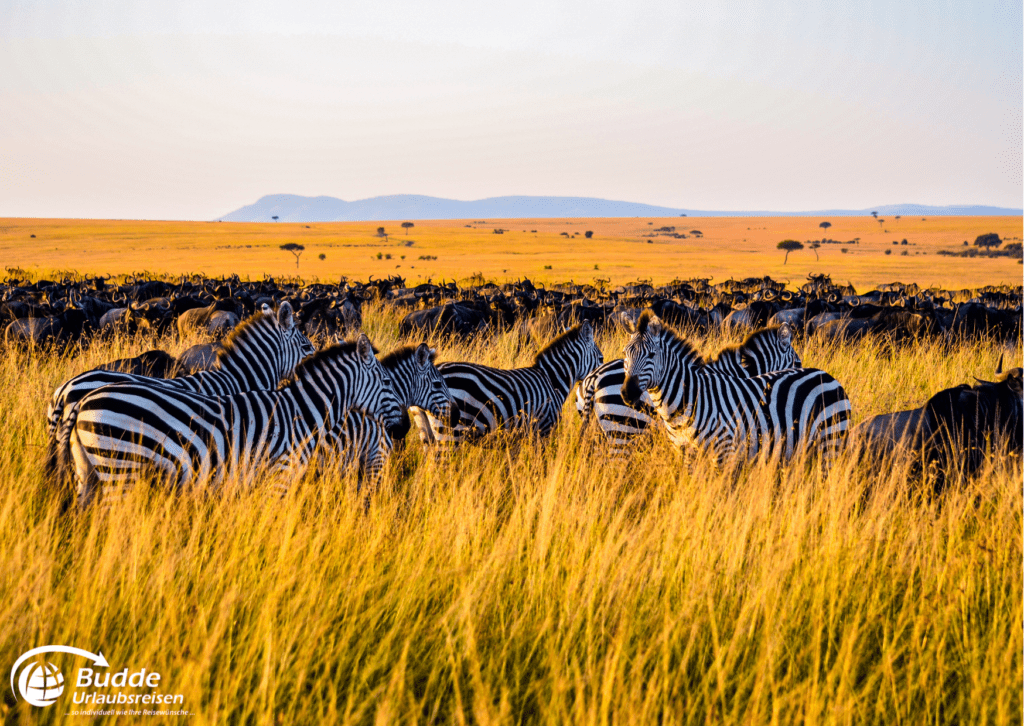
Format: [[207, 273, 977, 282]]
[[4, 302, 90, 349], [176, 343, 224, 374], [176, 300, 241, 339], [859, 358, 1023, 486], [95, 350, 177, 377]]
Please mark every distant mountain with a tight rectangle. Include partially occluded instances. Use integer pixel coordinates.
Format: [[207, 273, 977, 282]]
[[217, 194, 1022, 222]]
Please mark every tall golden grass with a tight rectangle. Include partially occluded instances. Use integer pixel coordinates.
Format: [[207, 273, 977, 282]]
[[1, 305, 1020, 724]]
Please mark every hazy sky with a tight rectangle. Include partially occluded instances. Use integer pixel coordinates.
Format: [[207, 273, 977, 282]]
[[2, 0, 1021, 219]]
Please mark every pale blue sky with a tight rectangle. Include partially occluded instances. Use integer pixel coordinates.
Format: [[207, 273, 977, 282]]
[[1, 0, 1020, 219]]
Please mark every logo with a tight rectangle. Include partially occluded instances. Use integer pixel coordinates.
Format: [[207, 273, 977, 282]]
[[10, 646, 108, 708], [11, 645, 189, 717]]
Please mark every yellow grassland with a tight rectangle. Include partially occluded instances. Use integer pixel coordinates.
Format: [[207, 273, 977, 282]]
[[0, 305, 1021, 723], [0, 215, 1020, 291]]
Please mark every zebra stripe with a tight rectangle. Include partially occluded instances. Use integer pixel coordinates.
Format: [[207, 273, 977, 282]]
[[621, 313, 850, 463], [47, 302, 315, 479], [413, 322, 604, 444], [62, 336, 402, 505], [293, 408, 393, 494], [577, 324, 800, 451]]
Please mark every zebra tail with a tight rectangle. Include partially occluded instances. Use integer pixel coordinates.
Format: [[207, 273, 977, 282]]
[[53, 400, 82, 492]]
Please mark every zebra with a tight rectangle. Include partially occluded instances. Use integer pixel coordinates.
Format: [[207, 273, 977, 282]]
[[297, 407, 394, 494], [577, 323, 800, 452], [296, 343, 457, 490], [411, 322, 604, 444], [61, 335, 402, 505], [620, 312, 850, 464], [46, 302, 315, 480]]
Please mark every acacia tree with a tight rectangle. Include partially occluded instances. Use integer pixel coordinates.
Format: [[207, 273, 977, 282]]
[[819, 221, 831, 233], [280, 243, 305, 269], [810, 241, 821, 260], [272, 216, 279, 221], [871, 211, 878, 219], [401, 222, 414, 235], [377, 226, 388, 242], [777, 239, 804, 264], [877, 218, 885, 229]]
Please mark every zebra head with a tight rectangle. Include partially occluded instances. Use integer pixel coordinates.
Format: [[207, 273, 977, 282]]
[[738, 322, 801, 375], [261, 301, 317, 360], [622, 312, 667, 407], [381, 343, 459, 430], [216, 301, 315, 386], [350, 334, 404, 429]]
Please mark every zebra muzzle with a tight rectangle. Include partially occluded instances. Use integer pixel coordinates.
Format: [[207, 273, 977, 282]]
[[621, 376, 644, 407]]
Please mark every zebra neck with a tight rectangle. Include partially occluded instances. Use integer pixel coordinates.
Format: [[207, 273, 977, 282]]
[[655, 344, 699, 421], [219, 352, 276, 390], [288, 376, 345, 431], [535, 353, 576, 402], [383, 358, 414, 410]]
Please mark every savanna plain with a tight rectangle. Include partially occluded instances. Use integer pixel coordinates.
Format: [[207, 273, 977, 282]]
[[1, 216, 1021, 725], [0, 215, 1021, 290]]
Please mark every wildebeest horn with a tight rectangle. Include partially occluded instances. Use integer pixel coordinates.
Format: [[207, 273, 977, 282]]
[[996, 354, 1004, 375]]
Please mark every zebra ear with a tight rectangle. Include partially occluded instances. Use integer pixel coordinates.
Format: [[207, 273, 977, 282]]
[[647, 316, 663, 336], [261, 302, 273, 316], [356, 334, 376, 366], [779, 323, 792, 342], [415, 342, 431, 367], [277, 301, 294, 329], [580, 321, 594, 341]]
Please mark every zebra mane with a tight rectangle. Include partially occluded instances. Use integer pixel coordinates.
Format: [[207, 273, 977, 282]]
[[216, 307, 280, 363], [709, 325, 784, 363], [282, 341, 368, 386], [534, 324, 589, 365], [380, 344, 435, 369]]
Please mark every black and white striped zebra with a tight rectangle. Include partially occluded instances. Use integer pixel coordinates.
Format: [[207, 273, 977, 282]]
[[61, 336, 402, 505], [46, 302, 314, 480], [577, 324, 800, 451], [412, 322, 603, 444], [297, 343, 457, 489], [620, 313, 850, 463]]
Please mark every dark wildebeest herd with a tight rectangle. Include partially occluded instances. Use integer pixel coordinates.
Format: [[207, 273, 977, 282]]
[[2, 272, 1019, 502]]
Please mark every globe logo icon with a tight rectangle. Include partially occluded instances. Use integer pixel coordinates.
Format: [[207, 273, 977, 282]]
[[18, 662, 64, 707]]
